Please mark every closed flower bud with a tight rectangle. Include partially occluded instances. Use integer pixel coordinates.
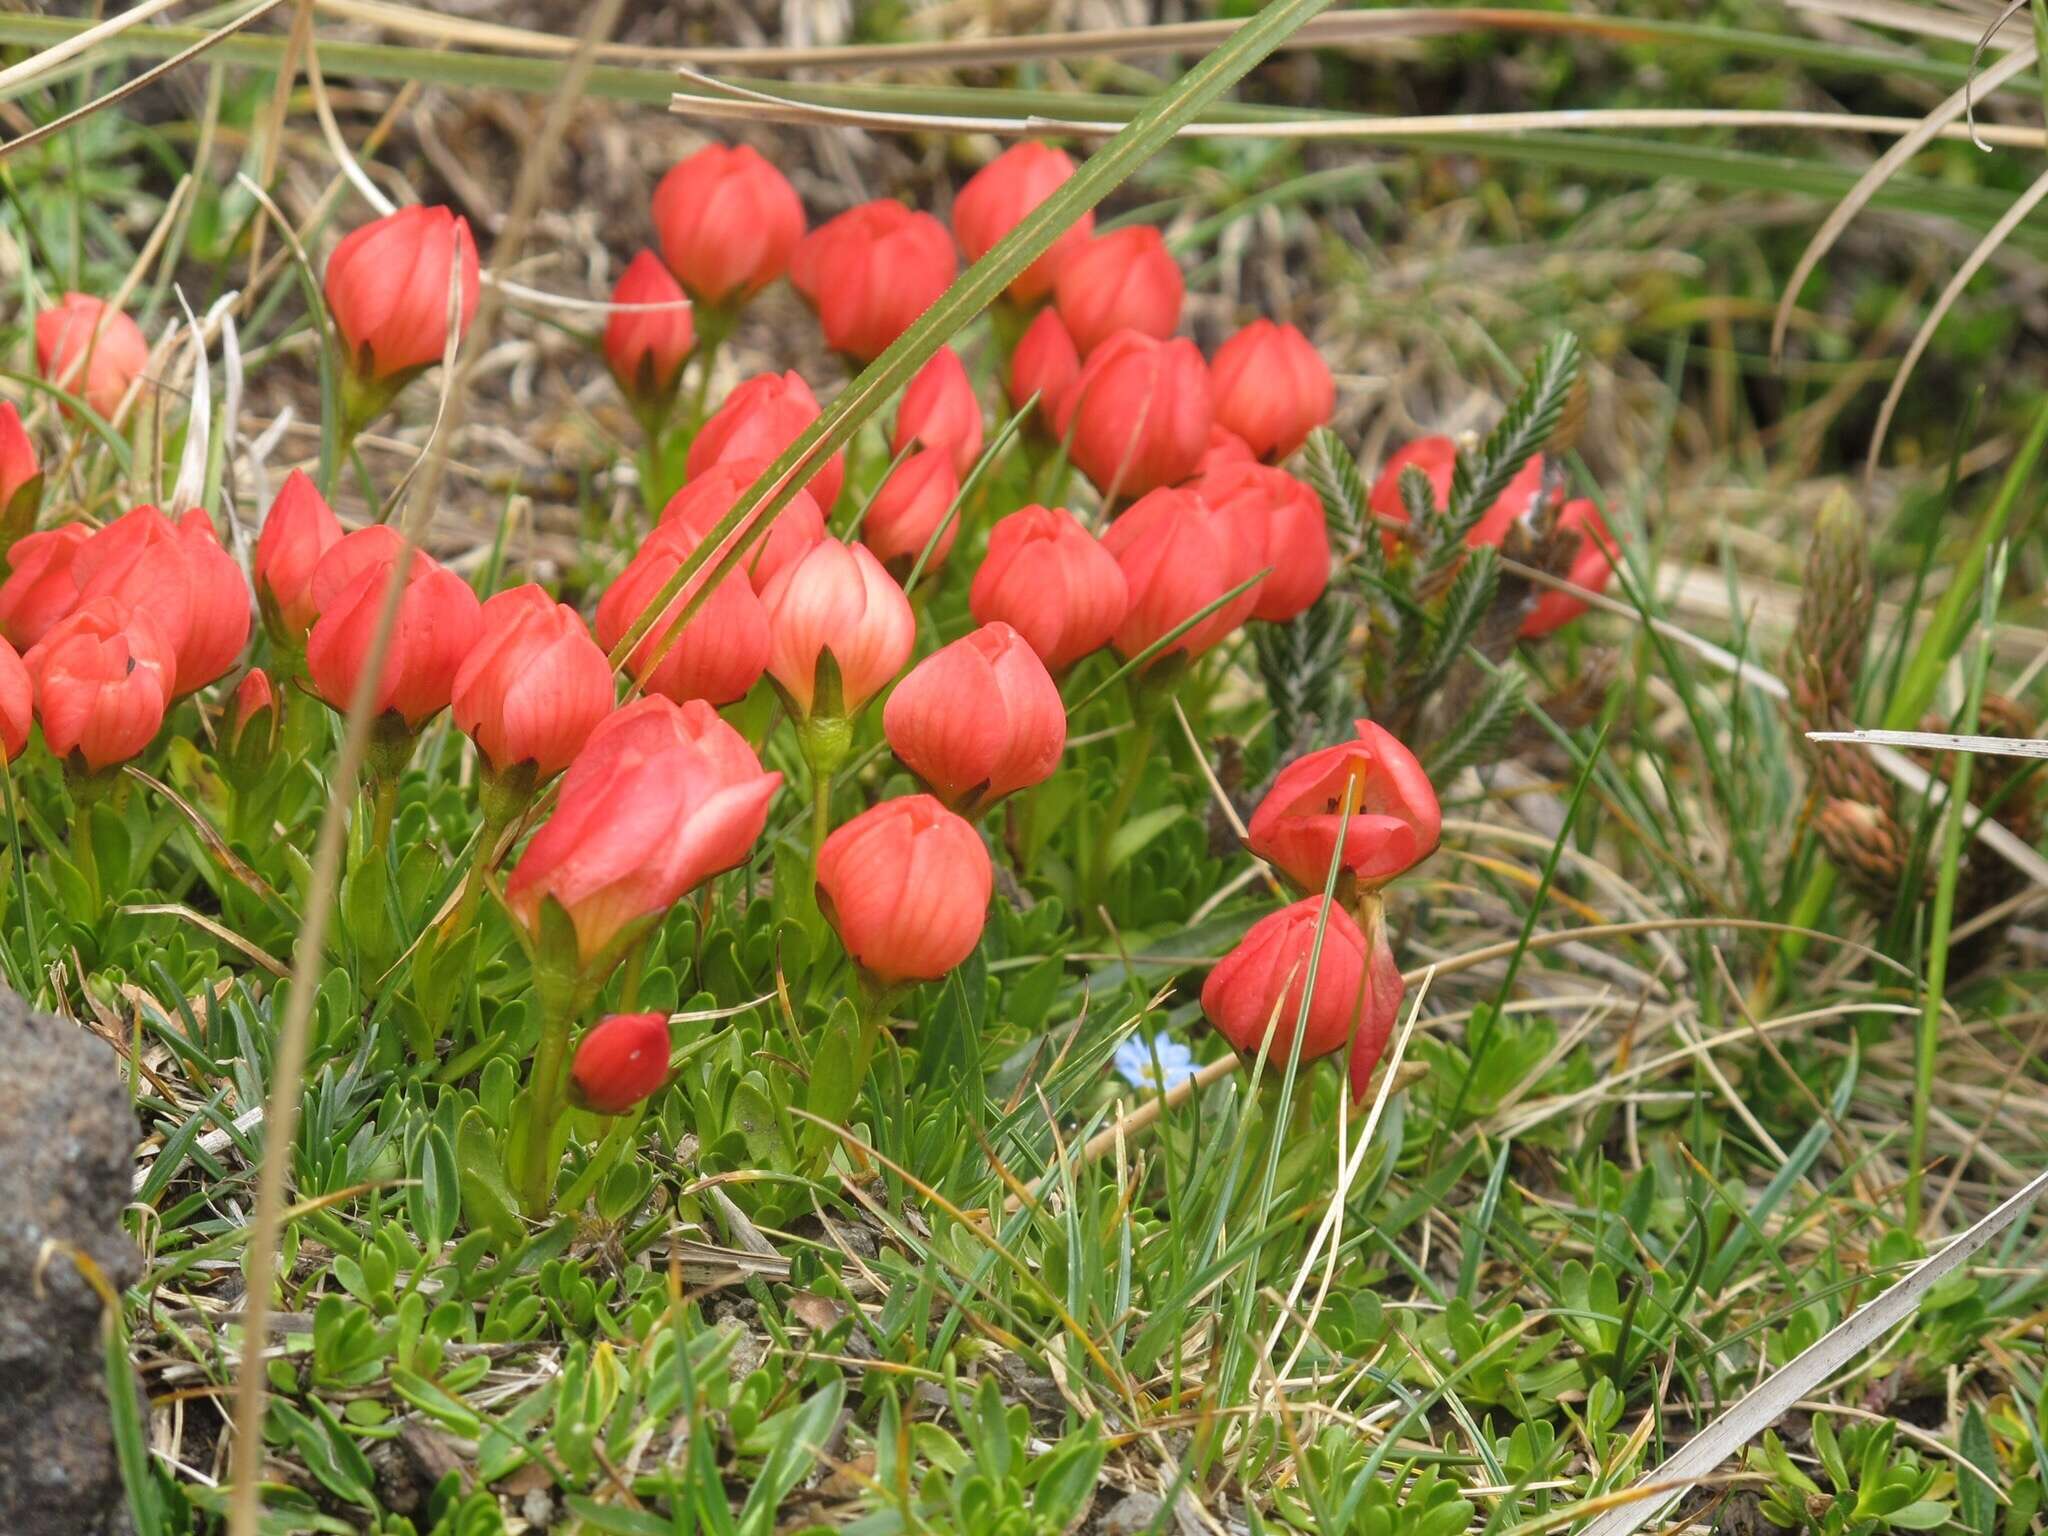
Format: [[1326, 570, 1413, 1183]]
[[324, 206, 481, 382], [602, 250, 694, 421], [883, 623, 1066, 815], [816, 794, 992, 986], [652, 144, 805, 305], [968, 505, 1127, 673], [790, 201, 957, 362], [36, 293, 149, 421], [0, 635, 28, 762], [228, 667, 278, 768], [1054, 227, 1183, 356], [453, 585, 615, 784], [170, 511, 253, 698], [254, 470, 345, 645], [1100, 487, 1262, 664], [305, 528, 483, 729], [1054, 331, 1210, 499], [1368, 436, 1545, 551], [860, 448, 960, 577], [760, 539, 915, 720], [0, 402, 42, 556], [1245, 720, 1441, 893], [688, 370, 845, 512], [0, 524, 88, 649], [951, 143, 1090, 303], [659, 459, 824, 594], [1201, 898, 1399, 1089], [505, 697, 780, 964], [1520, 498, 1616, 638], [1208, 321, 1333, 461], [1194, 461, 1330, 623], [893, 347, 983, 477], [595, 523, 769, 707], [1006, 307, 1080, 426], [26, 599, 174, 773], [570, 1012, 673, 1113]]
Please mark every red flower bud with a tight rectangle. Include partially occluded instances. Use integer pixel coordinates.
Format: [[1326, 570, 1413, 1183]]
[[652, 144, 805, 305], [595, 522, 769, 707], [25, 599, 174, 772], [1201, 898, 1400, 1091], [658, 459, 824, 595], [505, 697, 780, 964], [1053, 227, 1183, 357], [883, 622, 1066, 814], [1099, 487, 1261, 664], [36, 293, 149, 421], [791, 201, 957, 362], [0, 635, 29, 762], [453, 585, 615, 782], [1245, 720, 1440, 893], [1208, 321, 1333, 461], [324, 206, 481, 382], [1194, 461, 1329, 623], [602, 250, 694, 416], [893, 347, 983, 477], [1367, 436, 1545, 551], [1006, 307, 1081, 426], [951, 143, 1090, 303], [254, 470, 345, 645], [0, 525, 88, 649], [760, 538, 915, 719], [0, 402, 42, 536], [1054, 331, 1210, 499], [170, 511, 254, 698], [816, 794, 991, 986], [968, 505, 1127, 674], [571, 1011, 673, 1113], [304, 528, 483, 729], [229, 667, 278, 760], [860, 448, 960, 577], [1520, 498, 1616, 638], [688, 370, 845, 513], [67, 506, 250, 698]]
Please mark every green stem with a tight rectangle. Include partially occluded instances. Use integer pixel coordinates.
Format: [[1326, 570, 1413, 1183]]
[[811, 765, 835, 869], [370, 773, 399, 855], [515, 975, 583, 1219], [70, 786, 100, 915], [1084, 705, 1160, 931]]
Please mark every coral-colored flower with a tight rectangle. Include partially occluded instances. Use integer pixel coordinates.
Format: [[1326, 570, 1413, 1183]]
[[688, 370, 845, 512], [602, 250, 694, 416], [968, 505, 1127, 673], [1053, 227, 1183, 356], [1054, 331, 1210, 499], [453, 585, 615, 782], [571, 1012, 673, 1113], [1208, 321, 1333, 461], [659, 459, 824, 595], [0, 634, 29, 762], [883, 623, 1066, 814], [760, 538, 915, 719], [304, 528, 483, 728], [25, 599, 174, 772], [324, 206, 481, 381], [860, 448, 960, 576], [254, 470, 345, 645], [66, 506, 249, 697], [1519, 498, 1616, 638], [0, 402, 41, 530], [1200, 426, 1257, 475], [0, 524, 88, 649], [230, 667, 277, 758], [652, 144, 805, 305], [596, 523, 769, 707], [1245, 721, 1441, 893], [790, 201, 957, 362], [1367, 435, 1545, 551], [505, 697, 780, 963], [1099, 487, 1262, 664], [169, 511, 253, 698], [1194, 461, 1329, 624], [893, 347, 983, 477], [36, 293, 149, 421], [951, 143, 1091, 303], [1201, 897, 1401, 1091], [816, 794, 992, 985], [1006, 307, 1081, 426]]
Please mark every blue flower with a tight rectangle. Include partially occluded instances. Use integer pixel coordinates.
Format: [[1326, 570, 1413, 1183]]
[[1113, 1032, 1197, 1092]]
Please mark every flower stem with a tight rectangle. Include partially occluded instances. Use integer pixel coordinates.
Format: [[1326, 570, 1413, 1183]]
[[515, 973, 583, 1219], [811, 766, 835, 869], [1084, 703, 1160, 932], [70, 786, 101, 915]]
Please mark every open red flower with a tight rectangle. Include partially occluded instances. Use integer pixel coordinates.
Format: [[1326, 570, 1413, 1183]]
[[453, 585, 614, 783], [0, 525, 88, 649], [1367, 435, 1545, 551], [26, 599, 174, 772], [790, 201, 957, 362], [816, 794, 992, 986], [1245, 721, 1441, 893], [968, 505, 1127, 674], [883, 623, 1066, 815]]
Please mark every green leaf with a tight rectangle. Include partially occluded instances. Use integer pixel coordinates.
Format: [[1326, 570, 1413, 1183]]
[[1107, 806, 1184, 875], [1959, 1406, 1999, 1536], [453, 1108, 520, 1244], [736, 1379, 846, 1536], [1446, 332, 1581, 534], [1889, 1502, 1956, 1531], [1424, 666, 1527, 780]]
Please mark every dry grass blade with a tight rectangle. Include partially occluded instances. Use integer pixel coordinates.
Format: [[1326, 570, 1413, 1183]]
[[1809, 727, 2048, 759], [1768, 41, 2037, 362], [0, 0, 188, 95]]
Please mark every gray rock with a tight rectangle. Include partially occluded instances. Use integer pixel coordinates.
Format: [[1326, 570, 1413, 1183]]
[[0, 993, 142, 1536]]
